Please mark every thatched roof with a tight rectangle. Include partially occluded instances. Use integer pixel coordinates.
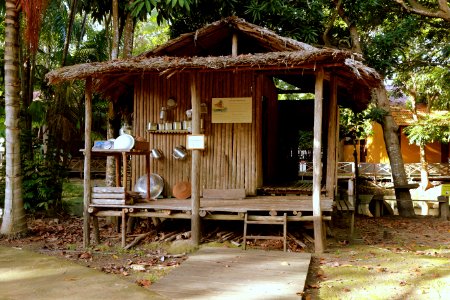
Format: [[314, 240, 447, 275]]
[[140, 16, 318, 57], [45, 17, 382, 102]]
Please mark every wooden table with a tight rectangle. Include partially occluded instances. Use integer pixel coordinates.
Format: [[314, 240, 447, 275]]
[[82, 149, 151, 200]]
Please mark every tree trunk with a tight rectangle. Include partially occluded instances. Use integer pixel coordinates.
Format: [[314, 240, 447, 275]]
[[105, 0, 120, 187], [418, 144, 431, 190], [122, 2, 134, 59], [409, 92, 431, 190], [374, 86, 415, 217], [61, 0, 77, 67], [111, 0, 120, 60], [1, 0, 27, 235]]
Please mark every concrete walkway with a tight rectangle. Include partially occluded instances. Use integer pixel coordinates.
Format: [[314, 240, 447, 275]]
[[0, 246, 166, 300]]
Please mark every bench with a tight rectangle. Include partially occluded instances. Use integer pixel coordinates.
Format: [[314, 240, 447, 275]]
[[373, 195, 449, 220], [89, 187, 134, 247]]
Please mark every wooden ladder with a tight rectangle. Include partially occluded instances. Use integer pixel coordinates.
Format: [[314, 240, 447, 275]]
[[243, 213, 288, 252]]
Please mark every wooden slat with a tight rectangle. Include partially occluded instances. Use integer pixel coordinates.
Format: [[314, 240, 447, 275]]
[[92, 193, 126, 199], [92, 199, 125, 205], [151, 248, 311, 299], [92, 187, 125, 193], [203, 189, 246, 199]]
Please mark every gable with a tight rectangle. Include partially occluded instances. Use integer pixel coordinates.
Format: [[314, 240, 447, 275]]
[[140, 16, 317, 58]]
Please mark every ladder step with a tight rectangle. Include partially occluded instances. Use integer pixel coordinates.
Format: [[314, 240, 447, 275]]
[[245, 235, 285, 240], [246, 215, 287, 222], [245, 220, 286, 225]]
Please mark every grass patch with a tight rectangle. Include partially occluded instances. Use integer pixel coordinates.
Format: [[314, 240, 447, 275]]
[[317, 245, 450, 299], [62, 179, 84, 216]]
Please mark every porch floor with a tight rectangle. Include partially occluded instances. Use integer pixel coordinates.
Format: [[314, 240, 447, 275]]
[[150, 247, 311, 300], [257, 180, 326, 196], [90, 196, 333, 221]]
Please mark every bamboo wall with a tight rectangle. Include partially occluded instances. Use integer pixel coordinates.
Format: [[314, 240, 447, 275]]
[[132, 71, 262, 197]]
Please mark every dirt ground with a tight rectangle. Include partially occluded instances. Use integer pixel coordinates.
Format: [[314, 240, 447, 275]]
[[1, 214, 449, 299]]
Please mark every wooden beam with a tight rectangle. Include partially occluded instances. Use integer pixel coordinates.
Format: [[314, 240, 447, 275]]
[[313, 68, 325, 254], [190, 72, 201, 245], [326, 75, 338, 197], [232, 33, 238, 57], [83, 76, 93, 248]]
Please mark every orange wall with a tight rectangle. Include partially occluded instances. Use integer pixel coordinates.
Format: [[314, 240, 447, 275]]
[[366, 123, 389, 163], [400, 129, 442, 163], [340, 122, 446, 163], [341, 122, 389, 163]]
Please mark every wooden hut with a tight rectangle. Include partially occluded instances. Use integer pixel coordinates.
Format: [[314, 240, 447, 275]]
[[46, 17, 382, 253]]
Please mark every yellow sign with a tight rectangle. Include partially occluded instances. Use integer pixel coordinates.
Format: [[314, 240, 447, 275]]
[[441, 184, 450, 196], [211, 97, 252, 123]]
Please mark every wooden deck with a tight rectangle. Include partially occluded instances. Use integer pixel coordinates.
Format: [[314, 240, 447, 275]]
[[257, 180, 326, 195], [151, 247, 311, 299], [90, 196, 334, 221]]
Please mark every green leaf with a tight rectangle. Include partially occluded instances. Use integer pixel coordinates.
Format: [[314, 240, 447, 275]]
[[129, 0, 143, 9], [132, 2, 145, 17], [145, 0, 151, 12], [172, 0, 177, 8]]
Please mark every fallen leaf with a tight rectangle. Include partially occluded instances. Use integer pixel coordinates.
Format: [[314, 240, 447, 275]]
[[79, 252, 92, 259], [64, 277, 78, 281], [307, 284, 320, 289], [136, 279, 152, 287], [343, 288, 351, 292]]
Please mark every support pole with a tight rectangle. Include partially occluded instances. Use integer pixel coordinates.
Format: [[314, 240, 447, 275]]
[[83, 77, 93, 248], [326, 76, 338, 198], [190, 72, 201, 245], [232, 33, 238, 57], [313, 68, 325, 253]]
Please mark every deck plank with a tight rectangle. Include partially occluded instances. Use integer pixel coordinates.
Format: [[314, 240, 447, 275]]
[[151, 247, 311, 300], [90, 196, 333, 212]]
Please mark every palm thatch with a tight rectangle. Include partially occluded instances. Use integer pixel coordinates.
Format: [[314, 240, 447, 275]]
[[45, 17, 382, 101]]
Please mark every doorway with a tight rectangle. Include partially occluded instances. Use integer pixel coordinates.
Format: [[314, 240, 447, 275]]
[[261, 75, 315, 188]]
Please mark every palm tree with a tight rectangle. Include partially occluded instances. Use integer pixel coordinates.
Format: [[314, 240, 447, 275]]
[[1, 0, 26, 235]]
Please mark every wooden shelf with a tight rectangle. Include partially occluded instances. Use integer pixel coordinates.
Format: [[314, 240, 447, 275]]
[[147, 130, 190, 134]]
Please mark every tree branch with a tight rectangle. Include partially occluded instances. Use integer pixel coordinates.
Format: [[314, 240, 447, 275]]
[[323, 0, 342, 47], [393, 0, 450, 22]]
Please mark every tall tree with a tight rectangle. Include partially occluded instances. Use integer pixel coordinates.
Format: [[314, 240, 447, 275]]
[[1, 0, 26, 235]]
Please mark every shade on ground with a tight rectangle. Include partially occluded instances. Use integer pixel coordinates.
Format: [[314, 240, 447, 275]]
[[0, 246, 166, 300], [151, 247, 311, 299]]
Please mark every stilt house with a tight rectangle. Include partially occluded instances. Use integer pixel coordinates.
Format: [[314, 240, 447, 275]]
[[47, 17, 382, 252]]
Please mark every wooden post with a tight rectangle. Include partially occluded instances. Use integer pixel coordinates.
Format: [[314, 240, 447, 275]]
[[145, 152, 150, 200], [191, 72, 201, 245], [232, 33, 238, 57], [326, 75, 338, 198], [122, 152, 128, 191], [83, 77, 93, 248], [313, 68, 325, 253]]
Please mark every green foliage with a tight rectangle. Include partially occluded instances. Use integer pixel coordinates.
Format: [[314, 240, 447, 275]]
[[167, 0, 325, 43], [298, 130, 313, 150], [366, 106, 388, 125], [132, 11, 170, 54], [129, 0, 195, 24], [404, 113, 450, 146], [274, 78, 314, 100], [339, 106, 375, 141], [21, 132, 67, 213]]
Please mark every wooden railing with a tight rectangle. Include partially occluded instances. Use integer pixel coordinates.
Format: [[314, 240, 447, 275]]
[[299, 162, 450, 180]]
